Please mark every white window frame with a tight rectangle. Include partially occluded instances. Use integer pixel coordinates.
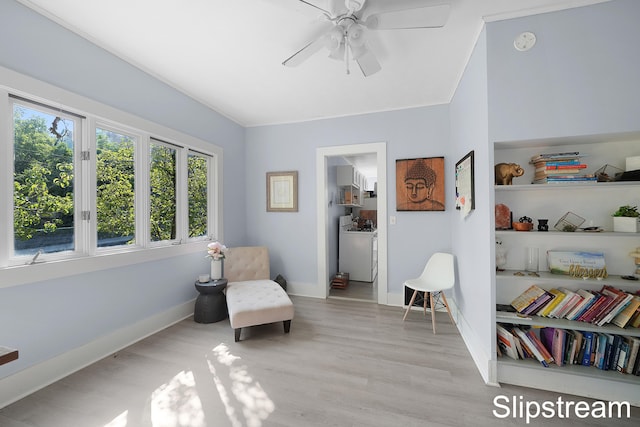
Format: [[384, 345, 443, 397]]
[[0, 66, 223, 287], [186, 149, 213, 243], [93, 120, 142, 255], [8, 95, 86, 265], [148, 138, 182, 247]]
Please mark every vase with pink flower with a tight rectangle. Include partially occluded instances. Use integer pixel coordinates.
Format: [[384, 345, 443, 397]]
[[206, 241, 228, 280]]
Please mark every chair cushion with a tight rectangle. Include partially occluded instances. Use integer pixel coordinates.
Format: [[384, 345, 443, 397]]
[[226, 279, 294, 329]]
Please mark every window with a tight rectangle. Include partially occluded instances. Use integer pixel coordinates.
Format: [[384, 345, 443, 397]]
[[149, 140, 177, 243], [96, 127, 136, 248], [1, 88, 219, 269], [12, 101, 79, 256], [188, 151, 209, 239]]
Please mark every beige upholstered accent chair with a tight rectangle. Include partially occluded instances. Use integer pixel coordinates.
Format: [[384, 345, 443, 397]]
[[223, 246, 294, 342]]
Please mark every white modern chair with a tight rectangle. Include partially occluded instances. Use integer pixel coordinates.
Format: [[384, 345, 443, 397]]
[[402, 252, 456, 334]]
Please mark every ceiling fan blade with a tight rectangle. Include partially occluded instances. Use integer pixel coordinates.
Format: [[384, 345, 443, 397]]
[[296, 0, 331, 15], [282, 36, 327, 67], [355, 50, 382, 77], [365, 4, 450, 30]]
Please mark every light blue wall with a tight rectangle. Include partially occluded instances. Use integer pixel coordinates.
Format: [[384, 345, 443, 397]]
[[0, 0, 246, 380], [487, 0, 640, 142], [449, 28, 492, 374], [245, 106, 452, 296]]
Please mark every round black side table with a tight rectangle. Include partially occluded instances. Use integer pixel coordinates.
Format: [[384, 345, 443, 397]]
[[194, 279, 228, 323]]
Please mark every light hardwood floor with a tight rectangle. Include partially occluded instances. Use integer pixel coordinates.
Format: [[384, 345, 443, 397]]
[[1, 296, 638, 426], [329, 280, 376, 302]]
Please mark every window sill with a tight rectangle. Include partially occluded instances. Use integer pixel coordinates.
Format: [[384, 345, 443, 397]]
[[0, 241, 207, 289]]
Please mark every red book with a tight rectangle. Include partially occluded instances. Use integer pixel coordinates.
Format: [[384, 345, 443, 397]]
[[537, 164, 587, 170], [594, 286, 633, 326], [578, 293, 612, 323]]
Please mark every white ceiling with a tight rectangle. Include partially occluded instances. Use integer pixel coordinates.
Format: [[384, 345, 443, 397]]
[[19, 0, 608, 127]]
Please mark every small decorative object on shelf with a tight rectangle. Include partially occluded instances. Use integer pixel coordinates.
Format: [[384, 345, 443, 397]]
[[525, 247, 539, 272], [496, 240, 508, 271], [537, 219, 549, 231], [547, 251, 607, 278], [494, 163, 524, 185], [495, 204, 512, 230], [612, 205, 640, 233], [594, 164, 624, 182], [554, 211, 585, 232], [513, 216, 533, 231]]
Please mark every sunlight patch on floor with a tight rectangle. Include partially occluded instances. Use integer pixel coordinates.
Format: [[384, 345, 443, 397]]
[[150, 370, 205, 427], [208, 343, 275, 427]]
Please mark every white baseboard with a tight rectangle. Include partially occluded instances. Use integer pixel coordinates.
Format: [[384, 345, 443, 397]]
[[447, 298, 498, 386], [391, 291, 496, 386], [0, 299, 195, 409]]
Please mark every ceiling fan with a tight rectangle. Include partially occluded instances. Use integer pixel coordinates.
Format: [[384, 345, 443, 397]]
[[282, 0, 451, 76]]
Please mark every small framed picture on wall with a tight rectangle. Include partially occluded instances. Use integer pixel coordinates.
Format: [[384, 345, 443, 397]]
[[266, 171, 298, 212], [455, 150, 475, 218]]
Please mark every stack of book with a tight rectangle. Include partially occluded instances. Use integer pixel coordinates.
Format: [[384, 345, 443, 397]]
[[506, 284, 640, 328], [530, 152, 595, 184], [497, 323, 640, 374]]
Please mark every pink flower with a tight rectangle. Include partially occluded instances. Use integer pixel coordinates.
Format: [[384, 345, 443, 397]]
[[206, 241, 228, 260]]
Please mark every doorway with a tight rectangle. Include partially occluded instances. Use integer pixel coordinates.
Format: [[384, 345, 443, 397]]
[[316, 142, 387, 304]]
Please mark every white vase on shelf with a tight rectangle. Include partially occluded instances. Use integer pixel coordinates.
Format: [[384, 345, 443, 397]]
[[211, 259, 224, 280]]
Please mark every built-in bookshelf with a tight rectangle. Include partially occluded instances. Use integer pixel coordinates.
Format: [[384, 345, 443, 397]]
[[493, 133, 640, 405]]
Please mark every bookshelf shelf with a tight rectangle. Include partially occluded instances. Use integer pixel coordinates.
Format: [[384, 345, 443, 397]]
[[496, 311, 640, 337], [493, 133, 640, 404], [495, 230, 640, 238], [496, 270, 640, 290], [497, 359, 640, 405], [495, 181, 640, 191], [498, 357, 640, 386]]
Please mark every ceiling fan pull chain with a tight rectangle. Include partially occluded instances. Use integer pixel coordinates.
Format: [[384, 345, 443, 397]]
[[344, 34, 350, 75]]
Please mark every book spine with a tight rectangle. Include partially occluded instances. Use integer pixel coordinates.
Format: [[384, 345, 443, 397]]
[[581, 332, 594, 366], [537, 160, 581, 166], [513, 328, 549, 367], [536, 164, 587, 171]]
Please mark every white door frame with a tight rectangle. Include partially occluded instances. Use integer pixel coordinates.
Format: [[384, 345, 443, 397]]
[[316, 142, 388, 304]]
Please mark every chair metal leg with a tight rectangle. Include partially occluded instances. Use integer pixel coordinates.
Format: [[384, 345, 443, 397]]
[[403, 289, 418, 321], [440, 292, 456, 326], [429, 292, 437, 334], [423, 292, 428, 316]]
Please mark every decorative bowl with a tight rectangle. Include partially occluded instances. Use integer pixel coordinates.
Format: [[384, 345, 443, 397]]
[[513, 222, 533, 231]]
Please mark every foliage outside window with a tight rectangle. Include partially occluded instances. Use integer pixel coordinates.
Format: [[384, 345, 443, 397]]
[[149, 141, 177, 242], [96, 128, 136, 247], [13, 104, 75, 256], [188, 152, 208, 238]]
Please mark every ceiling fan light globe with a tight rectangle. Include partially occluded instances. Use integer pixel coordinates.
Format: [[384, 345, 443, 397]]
[[324, 27, 345, 50], [328, 44, 345, 60], [347, 24, 366, 46]]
